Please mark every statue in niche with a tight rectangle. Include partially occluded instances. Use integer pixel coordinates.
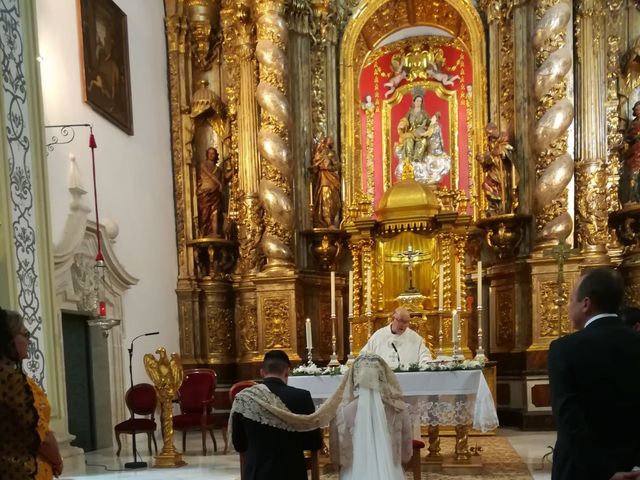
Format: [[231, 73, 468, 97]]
[[400, 90, 431, 163], [477, 123, 519, 216], [309, 136, 341, 228], [621, 101, 640, 204], [361, 94, 375, 111], [394, 88, 451, 184], [196, 147, 232, 238]]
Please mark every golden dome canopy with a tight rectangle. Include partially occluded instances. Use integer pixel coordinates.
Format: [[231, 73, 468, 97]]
[[375, 178, 440, 232]]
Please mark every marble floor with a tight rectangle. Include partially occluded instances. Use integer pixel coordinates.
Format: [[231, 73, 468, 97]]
[[59, 428, 556, 479]]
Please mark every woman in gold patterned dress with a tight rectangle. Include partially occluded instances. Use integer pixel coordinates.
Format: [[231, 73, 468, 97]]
[[0, 308, 62, 479]]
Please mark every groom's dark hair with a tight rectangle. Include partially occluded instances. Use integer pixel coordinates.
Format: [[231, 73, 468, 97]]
[[263, 350, 291, 375]]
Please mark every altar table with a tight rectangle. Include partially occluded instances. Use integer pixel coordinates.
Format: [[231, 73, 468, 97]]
[[289, 370, 498, 433]]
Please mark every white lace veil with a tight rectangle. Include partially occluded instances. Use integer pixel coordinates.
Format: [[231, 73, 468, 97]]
[[228, 353, 406, 435], [348, 386, 403, 479]]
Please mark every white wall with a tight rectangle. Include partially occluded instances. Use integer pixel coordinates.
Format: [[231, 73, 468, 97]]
[[36, 0, 179, 385]]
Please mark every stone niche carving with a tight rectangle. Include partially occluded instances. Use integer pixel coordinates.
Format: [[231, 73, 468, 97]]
[[53, 155, 138, 455]]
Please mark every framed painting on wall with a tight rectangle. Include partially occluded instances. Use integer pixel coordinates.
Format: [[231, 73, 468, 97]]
[[78, 0, 133, 135]]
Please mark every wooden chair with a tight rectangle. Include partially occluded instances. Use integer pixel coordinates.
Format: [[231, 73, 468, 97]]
[[403, 439, 425, 480], [173, 368, 227, 455], [305, 450, 320, 480], [114, 383, 158, 456]]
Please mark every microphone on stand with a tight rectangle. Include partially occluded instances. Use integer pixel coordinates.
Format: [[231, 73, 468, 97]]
[[391, 342, 401, 369], [125, 331, 160, 470]]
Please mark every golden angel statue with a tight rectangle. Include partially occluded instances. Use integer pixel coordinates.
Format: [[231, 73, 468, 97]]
[[143, 348, 186, 467]]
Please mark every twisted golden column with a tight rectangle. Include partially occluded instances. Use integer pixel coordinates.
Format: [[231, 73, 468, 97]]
[[532, 0, 574, 247], [255, 0, 295, 271]]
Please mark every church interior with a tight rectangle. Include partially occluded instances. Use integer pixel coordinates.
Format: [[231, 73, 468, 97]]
[[2, 0, 640, 478]]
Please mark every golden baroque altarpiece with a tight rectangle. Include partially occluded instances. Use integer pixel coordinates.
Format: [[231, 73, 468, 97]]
[[164, 0, 640, 425]]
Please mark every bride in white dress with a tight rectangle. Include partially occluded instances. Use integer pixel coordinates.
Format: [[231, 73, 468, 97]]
[[330, 354, 413, 480], [229, 353, 412, 480]]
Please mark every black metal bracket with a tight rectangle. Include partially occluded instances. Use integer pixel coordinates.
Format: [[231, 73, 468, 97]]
[[44, 123, 92, 153]]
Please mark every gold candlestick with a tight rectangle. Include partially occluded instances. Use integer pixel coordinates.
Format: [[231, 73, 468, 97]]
[[328, 313, 340, 366], [143, 348, 187, 468], [453, 309, 464, 360], [346, 314, 355, 365]]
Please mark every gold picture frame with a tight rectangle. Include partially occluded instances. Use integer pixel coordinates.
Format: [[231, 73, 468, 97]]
[[78, 0, 133, 135]]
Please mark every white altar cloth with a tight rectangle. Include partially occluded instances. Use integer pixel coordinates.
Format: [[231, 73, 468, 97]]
[[289, 370, 498, 432]]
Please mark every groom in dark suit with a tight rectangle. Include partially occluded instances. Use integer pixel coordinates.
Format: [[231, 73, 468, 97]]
[[232, 350, 322, 480], [549, 267, 640, 480]]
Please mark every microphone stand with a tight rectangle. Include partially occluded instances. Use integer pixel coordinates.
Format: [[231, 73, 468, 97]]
[[125, 332, 159, 469]]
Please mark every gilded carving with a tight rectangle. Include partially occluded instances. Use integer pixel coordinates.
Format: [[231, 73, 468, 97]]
[[186, 0, 220, 71], [575, 163, 609, 248], [349, 242, 363, 317], [237, 303, 258, 353], [318, 301, 333, 355], [606, 34, 623, 214], [236, 193, 264, 274], [495, 290, 515, 349], [166, 11, 191, 279], [263, 297, 291, 349], [539, 280, 570, 337], [364, 100, 375, 199], [206, 303, 234, 356]]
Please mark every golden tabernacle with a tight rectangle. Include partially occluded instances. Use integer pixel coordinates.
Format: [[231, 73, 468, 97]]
[[163, 0, 640, 428]]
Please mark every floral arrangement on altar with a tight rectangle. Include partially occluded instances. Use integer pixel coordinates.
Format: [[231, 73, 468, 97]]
[[291, 358, 485, 376], [291, 362, 350, 376]]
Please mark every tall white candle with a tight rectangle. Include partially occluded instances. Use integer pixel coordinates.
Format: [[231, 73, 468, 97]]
[[309, 183, 314, 206], [452, 309, 458, 343], [477, 261, 482, 309], [455, 260, 461, 311], [305, 318, 312, 348], [366, 269, 372, 313], [438, 264, 444, 311], [330, 271, 336, 317], [348, 271, 354, 316]]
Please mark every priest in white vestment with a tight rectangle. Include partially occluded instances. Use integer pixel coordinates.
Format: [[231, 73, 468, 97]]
[[360, 307, 432, 369]]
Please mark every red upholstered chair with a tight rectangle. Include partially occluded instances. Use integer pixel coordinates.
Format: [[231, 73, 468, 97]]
[[229, 380, 257, 404], [403, 439, 425, 479], [173, 368, 227, 455], [114, 383, 158, 456]]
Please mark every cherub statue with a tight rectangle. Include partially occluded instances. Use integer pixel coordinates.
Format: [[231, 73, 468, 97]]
[[477, 123, 519, 216], [427, 62, 460, 87], [384, 55, 407, 98]]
